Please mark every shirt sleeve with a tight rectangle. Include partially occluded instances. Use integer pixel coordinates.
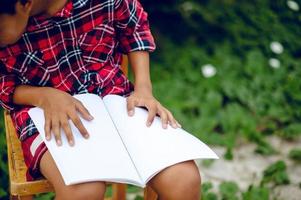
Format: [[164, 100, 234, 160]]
[[114, 0, 156, 53], [0, 61, 21, 111]]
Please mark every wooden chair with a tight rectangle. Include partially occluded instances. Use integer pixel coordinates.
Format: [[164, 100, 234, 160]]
[[4, 55, 158, 200]]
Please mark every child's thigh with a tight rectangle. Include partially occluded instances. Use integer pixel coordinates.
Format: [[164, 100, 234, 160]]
[[40, 150, 106, 198]]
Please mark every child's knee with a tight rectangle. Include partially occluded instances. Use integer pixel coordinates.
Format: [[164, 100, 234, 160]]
[[167, 161, 201, 199], [175, 161, 201, 190], [184, 162, 202, 186], [55, 181, 106, 200], [150, 160, 201, 200]]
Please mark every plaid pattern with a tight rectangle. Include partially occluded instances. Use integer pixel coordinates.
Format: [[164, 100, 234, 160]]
[[0, 0, 155, 180]]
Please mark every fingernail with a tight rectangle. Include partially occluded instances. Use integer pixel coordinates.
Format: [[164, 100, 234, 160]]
[[163, 123, 168, 129], [84, 134, 90, 139], [46, 135, 51, 140], [69, 140, 74, 146], [57, 140, 62, 146], [146, 121, 151, 127], [128, 110, 134, 116], [172, 123, 177, 128], [88, 115, 94, 120]]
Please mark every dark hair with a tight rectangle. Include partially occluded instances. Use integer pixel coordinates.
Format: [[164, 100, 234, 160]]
[[0, 0, 28, 15]]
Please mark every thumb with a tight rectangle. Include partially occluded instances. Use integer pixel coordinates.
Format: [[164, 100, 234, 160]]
[[126, 97, 136, 116]]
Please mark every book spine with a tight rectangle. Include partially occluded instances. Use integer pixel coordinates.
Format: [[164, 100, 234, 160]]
[[102, 101, 144, 185]]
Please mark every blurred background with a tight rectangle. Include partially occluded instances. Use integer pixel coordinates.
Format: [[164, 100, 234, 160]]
[[1, 0, 301, 199]]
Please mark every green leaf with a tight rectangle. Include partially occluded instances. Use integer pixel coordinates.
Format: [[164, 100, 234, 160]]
[[134, 195, 144, 200], [0, 188, 7, 199], [201, 182, 218, 200], [261, 160, 290, 186], [289, 149, 301, 162], [219, 181, 239, 200], [242, 185, 269, 200]]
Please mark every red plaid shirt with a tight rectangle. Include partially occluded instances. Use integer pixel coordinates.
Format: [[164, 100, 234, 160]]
[[0, 0, 155, 141]]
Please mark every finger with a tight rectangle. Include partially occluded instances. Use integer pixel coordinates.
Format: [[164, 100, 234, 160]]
[[165, 110, 178, 128], [126, 97, 136, 116], [176, 120, 182, 128], [44, 112, 51, 141], [60, 115, 74, 146], [146, 104, 157, 127], [75, 100, 93, 121], [51, 117, 62, 146], [158, 108, 168, 129], [69, 113, 89, 139]]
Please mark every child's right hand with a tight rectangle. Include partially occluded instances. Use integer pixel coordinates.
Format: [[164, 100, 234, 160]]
[[37, 87, 94, 146]]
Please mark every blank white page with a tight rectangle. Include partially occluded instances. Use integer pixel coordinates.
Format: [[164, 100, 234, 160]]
[[103, 95, 218, 185], [28, 93, 141, 186]]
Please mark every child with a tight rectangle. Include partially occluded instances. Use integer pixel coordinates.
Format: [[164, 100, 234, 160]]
[[0, 0, 201, 199]]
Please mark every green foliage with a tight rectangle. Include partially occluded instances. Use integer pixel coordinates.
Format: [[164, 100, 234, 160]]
[[201, 182, 218, 200], [224, 148, 234, 160], [105, 185, 113, 197], [34, 193, 55, 200], [127, 185, 142, 193], [203, 193, 218, 200], [144, 1, 301, 158], [202, 181, 270, 200], [0, 189, 6, 199], [144, 0, 301, 57], [261, 160, 290, 186], [0, 110, 8, 199], [242, 185, 269, 200], [219, 181, 240, 200], [202, 159, 215, 168], [280, 123, 301, 140], [254, 137, 276, 156], [134, 195, 144, 200], [289, 148, 301, 162], [151, 40, 301, 159]]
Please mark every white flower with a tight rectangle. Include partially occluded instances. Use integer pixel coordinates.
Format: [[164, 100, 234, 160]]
[[182, 2, 194, 12], [269, 58, 281, 69], [270, 41, 284, 54], [201, 64, 217, 78], [287, 0, 299, 11]]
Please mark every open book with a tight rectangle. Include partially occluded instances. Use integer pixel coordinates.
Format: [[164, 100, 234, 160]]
[[28, 93, 218, 187]]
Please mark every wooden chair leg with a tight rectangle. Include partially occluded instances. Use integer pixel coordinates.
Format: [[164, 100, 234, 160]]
[[10, 195, 16, 200], [10, 195, 33, 200], [144, 186, 158, 200], [112, 183, 126, 200], [20, 196, 34, 200]]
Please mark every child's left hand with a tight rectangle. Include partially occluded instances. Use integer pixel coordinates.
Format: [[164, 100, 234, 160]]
[[126, 90, 181, 129]]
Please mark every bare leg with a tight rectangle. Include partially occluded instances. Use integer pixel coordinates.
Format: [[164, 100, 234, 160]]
[[147, 160, 201, 200], [40, 150, 106, 200]]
